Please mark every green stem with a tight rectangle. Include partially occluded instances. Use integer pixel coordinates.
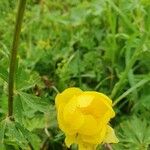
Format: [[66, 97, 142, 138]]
[[8, 0, 27, 118], [110, 50, 139, 99], [113, 77, 150, 106]]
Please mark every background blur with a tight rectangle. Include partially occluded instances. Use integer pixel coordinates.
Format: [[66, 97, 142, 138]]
[[0, 0, 150, 149]]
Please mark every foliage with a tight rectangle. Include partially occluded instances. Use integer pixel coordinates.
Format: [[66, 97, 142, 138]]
[[0, 0, 150, 149], [113, 117, 150, 150]]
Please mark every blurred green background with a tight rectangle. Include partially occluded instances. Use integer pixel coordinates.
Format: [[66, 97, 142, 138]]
[[0, 0, 150, 149]]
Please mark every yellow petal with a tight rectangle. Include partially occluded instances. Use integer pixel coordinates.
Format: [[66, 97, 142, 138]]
[[81, 125, 107, 144], [78, 115, 99, 135], [64, 110, 84, 132], [55, 87, 82, 109], [85, 91, 112, 106], [96, 111, 113, 126], [81, 134, 101, 144], [57, 104, 65, 130], [82, 92, 115, 119], [63, 98, 84, 131], [57, 103, 78, 135], [103, 125, 119, 143], [78, 142, 96, 150], [65, 134, 76, 147], [77, 93, 94, 108]]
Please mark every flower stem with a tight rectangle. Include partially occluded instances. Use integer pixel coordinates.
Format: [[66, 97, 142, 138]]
[[8, 0, 26, 118], [104, 144, 113, 150]]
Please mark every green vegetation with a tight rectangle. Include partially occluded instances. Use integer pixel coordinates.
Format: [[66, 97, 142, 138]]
[[0, 0, 150, 149]]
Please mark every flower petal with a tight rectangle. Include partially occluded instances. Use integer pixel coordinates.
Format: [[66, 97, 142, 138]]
[[81, 124, 107, 144], [78, 115, 99, 135], [77, 93, 94, 108], [63, 98, 84, 131], [57, 103, 79, 134], [82, 92, 115, 119], [55, 87, 82, 109], [86, 91, 112, 106], [65, 134, 76, 147], [78, 143, 96, 150], [103, 125, 119, 143]]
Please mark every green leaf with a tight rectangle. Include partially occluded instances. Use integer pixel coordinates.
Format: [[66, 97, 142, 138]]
[[18, 91, 48, 113], [15, 122, 40, 150], [15, 67, 41, 91], [48, 105, 57, 128], [0, 94, 8, 115], [0, 66, 8, 82], [0, 143, 6, 150], [15, 122, 32, 143], [113, 116, 150, 150], [0, 120, 6, 150], [23, 115, 45, 131], [135, 95, 150, 110], [23, 105, 57, 131], [14, 95, 23, 124], [0, 120, 6, 144], [5, 120, 27, 148]]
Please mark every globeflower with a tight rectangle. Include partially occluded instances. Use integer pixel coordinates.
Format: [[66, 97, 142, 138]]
[[55, 87, 118, 150]]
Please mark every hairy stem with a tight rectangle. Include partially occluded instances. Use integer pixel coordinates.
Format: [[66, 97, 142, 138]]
[[8, 0, 27, 118]]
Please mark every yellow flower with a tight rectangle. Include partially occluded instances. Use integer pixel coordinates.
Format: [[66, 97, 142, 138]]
[[55, 87, 118, 150]]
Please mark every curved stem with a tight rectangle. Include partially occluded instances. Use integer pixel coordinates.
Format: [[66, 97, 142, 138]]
[[113, 77, 150, 106], [110, 49, 140, 99], [8, 0, 27, 118]]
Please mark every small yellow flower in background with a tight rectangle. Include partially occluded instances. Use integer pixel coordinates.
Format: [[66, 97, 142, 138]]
[[55, 87, 119, 150]]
